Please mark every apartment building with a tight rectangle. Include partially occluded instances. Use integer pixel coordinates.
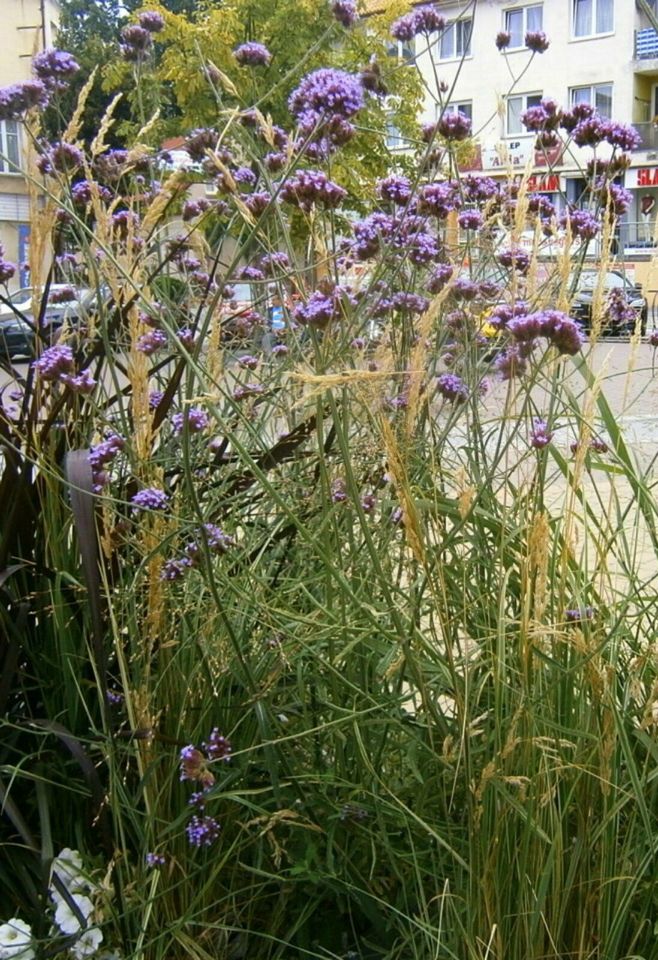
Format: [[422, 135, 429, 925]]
[[0, 0, 60, 288], [391, 0, 658, 279]]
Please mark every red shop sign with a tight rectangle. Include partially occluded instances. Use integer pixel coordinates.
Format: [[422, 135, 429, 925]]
[[526, 172, 560, 192], [634, 167, 658, 187]]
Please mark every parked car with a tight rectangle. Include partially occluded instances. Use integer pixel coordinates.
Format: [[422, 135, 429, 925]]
[[0, 286, 98, 359], [0, 285, 92, 320], [570, 270, 648, 336]]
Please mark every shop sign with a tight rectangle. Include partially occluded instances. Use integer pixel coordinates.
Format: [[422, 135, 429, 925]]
[[626, 167, 658, 188], [526, 173, 560, 192]]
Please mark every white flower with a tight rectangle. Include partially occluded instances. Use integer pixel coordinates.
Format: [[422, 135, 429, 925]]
[[51, 848, 84, 889], [0, 918, 35, 960], [54, 895, 94, 935], [50, 849, 96, 900], [70, 927, 103, 959]]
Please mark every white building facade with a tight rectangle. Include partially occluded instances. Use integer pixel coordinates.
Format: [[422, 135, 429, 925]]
[[410, 0, 658, 280]]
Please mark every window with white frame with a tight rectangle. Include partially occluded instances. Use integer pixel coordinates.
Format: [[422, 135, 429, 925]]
[[385, 119, 404, 150], [443, 101, 473, 122], [572, 0, 613, 37], [0, 121, 20, 174], [506, 92, 542, 135], [439, 18, 472, 60], [570, 83, 613, 118], [387, 37, 415, 62], [504, 5, 543, 48]]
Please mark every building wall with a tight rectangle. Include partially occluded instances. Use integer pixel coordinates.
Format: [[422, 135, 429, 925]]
[[0, 0, 60, 289], [413, 0, 658, 285]]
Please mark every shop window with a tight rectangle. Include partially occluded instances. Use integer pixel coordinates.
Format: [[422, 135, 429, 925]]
[[572, 0, 613, 38], [439, 18, 472, 60], [506, 92, 542, 136], [504, 5, 543, 48], [569, 83, 613, 119], [0, 121, 20, 174]]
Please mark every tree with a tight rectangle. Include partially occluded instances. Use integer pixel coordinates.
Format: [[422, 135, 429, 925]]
[[102, 0, 423, 200]]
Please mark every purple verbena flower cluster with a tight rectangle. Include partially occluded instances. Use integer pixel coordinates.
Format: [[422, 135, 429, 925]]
[[508, 309, 584, 356], [391, 4, 445, 41], [280, 170, 347, 210], [171, 407, 210, 435], [89, 434, 125, 491], [32, 48, 80, 91], [233, 42, 272, 67], [131, 488, 169, 512], [0, 80, 49, 120], [331, 0, 357, 27]]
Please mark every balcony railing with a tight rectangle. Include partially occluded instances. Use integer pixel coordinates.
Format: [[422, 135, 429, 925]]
[[636, 27, 658, 59], [619, 220, 658, 252]]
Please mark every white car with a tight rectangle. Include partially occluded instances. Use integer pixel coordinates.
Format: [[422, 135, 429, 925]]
[[0, 285, 92, 320]]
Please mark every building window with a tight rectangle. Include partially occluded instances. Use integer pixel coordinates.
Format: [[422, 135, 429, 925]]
[[0, 121, 20, 174], [570, 83, 613, 118], [506, 93, 542, 135], [387, 38, 415, 62], [572, 0, 613, 37], [442, 101, 473, 122], [439, 18, 472, 60], [504, 5, 543, 48]]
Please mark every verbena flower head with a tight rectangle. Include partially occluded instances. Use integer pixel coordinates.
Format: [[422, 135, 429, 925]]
[[131, 488, 169, 511], [120, 24, 153, 61], [184, 127, 216, 162], [280, 169, 347, 211], [521, 97, 559, 132], [458, 210, 483, 231], [495, 30, 511, 50], [564, 606, 595, 623], [0, 248, 16, 285], [437, 110, 472, 141], [233, 42, 272, 67], [0, 80, 49, 120], [525, 30, 550, 52], [138, 10, 165, 32], [573, 114, 607, 147], [137, 329, 167, 355], [417, 181, 461, 218], [509, 310, 584, 355], [436, 372, 468, 403], [145, 852, 166, 867], [172, 407, 210, 435], [391, 4, 445, 40], [377, 174, 412, 205], [34, 344, 74, 381], [32, 48, 79, 91], [602, 120, 641, 151], [203, 728, 232, 761], [561, 208, 600, 240], [530, 418, 552, 448], [426, 263, 453, 293], [186, 814, 221, 847], [289, 68, 364, 123], [498, 247, 530, 274], [331, 0, 357, 27]]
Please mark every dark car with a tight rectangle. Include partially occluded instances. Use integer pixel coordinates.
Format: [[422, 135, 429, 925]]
[[571, 270, 648, 336]]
